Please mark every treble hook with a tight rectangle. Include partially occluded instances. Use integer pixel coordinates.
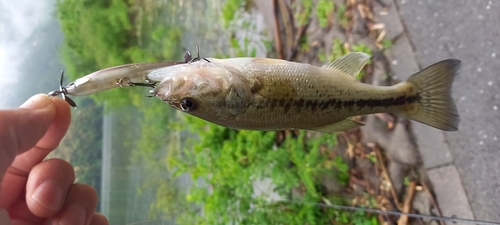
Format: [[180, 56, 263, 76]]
[[187, 45, 210, 63], [47, 71, 78, 109]]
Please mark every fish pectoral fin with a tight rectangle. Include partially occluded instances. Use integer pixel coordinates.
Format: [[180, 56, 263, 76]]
[[252, 77, 296, 100], [308, 118, 364, 133], [322, 52, 370, 80]]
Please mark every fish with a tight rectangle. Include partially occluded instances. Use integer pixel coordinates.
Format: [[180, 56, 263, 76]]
[[145, 52, 460, 133]]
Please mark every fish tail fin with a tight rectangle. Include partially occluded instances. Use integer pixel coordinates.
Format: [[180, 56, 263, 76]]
[[403, 59, 461, 131]]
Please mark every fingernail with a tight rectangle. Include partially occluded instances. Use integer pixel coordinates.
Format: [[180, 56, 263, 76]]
[[20, 94, 52, 110], [32, 179, 64, 210], [58, 203, 86, 225]]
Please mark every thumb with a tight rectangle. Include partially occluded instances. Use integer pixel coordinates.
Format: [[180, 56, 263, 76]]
[[0, 94, 56, 180], [0, 209, 11, 225]]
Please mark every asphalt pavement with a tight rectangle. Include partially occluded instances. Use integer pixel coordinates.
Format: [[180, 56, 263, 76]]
[[393, 0, 500, 221]]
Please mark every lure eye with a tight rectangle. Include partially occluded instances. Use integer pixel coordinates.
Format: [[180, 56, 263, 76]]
[[179, 98, 196, 111]]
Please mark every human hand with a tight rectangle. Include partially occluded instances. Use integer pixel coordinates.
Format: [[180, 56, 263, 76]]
[[0, 94, 108, 225]]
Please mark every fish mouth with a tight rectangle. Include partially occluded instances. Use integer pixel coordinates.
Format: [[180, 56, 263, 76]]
[[153, 86, 184, 111], [168, 101, 182, 110], [162, 97, 182, 111]]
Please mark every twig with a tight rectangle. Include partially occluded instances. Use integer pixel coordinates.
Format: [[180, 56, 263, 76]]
[[272, 0, 284, 59], [397, 181, 416, 225], [288, 26, 308, 60], [376, 29, 387, 43], [391, 31, 407, 44], [341, 132, 356, 158], [422, 182, 446, 225], [374, 146, 400, 205], [287, 22, 309, 61], [374, 0, 389, 9], [278, 0, 293, 59]]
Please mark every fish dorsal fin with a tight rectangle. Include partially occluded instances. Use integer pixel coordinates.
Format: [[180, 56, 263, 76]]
[[322, 52, 370, 79], [308, 118, 364, 133]]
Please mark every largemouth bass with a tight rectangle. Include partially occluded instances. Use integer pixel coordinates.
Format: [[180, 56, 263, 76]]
[[147, 52, 460, 132]]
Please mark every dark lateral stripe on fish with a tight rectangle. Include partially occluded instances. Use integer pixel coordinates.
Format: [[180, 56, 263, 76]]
[[339, 94, 422, 110], [255, 94, 421, 114]]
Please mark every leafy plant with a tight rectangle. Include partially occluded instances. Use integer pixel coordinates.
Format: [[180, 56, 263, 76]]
[[329, 38, 349, 62], [316, 0, 334, 28], [381, 39, 393, 50], [336, 4, 349, 29], [221, 0, 246, 28], [166, 113, 355, 224], [298, 0, 314, 25], [230, 37, 257, 57]]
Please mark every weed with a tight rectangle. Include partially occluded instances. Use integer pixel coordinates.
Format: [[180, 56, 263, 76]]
[[316, 0, 334, 28], [298, 0, 314, 25], [329, 38, 349, 62], [336, 4, 349, 29], [318, 49, 327, 62], [163, 112, 368, 224], [222, 0, 246, 28], [381, 39, 393, 49]]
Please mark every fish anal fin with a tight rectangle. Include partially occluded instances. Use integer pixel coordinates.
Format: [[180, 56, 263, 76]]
[[323, 52, 370, 80], [308, 119, 364, 133]]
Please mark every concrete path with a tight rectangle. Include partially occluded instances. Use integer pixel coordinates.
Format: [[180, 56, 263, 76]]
[[379, 0, 499, 222]]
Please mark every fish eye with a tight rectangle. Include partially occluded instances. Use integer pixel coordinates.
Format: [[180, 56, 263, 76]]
[[179, 98, 196, 111]]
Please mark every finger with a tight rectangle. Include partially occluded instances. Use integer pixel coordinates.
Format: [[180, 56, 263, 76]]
[[0, 94, 62, 209], [0, 94, 56, 178], [10, 97, 71, 174], [6, 200, 109, 225], [90, 213, 109, 225], [0, 96, 71, 209], [0, 209, 12, 225], [55, 183, 98, 225], [24, 159, 75, 217], [6, 199, 42, 224]]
